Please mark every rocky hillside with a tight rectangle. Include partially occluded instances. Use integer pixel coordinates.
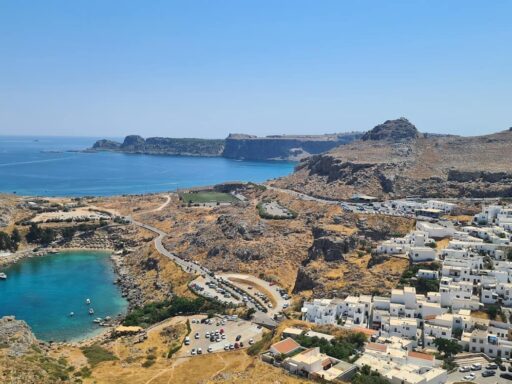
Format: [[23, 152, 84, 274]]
[[0, 316, 78, 383], [223, 132, 362, 161], [91, 132, 362, 161], [274, 119, 512, 199]]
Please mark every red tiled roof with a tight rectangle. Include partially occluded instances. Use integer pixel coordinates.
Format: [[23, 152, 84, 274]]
[[271, 337, 301, 354], [408, 351, 434, 361], [366, 342, 387, 352]]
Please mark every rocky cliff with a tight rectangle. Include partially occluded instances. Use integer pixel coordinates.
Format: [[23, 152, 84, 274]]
[[92, 131, 362, 160], [274, 118, 512, 199], [223, 132, 362, 161]]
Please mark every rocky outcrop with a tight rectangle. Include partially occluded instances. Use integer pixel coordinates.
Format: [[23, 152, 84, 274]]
[[216, 215, 265, 241], [304, 227, 358, 263], [223, 132, 362, 161], [361, 117, 420, 141], [92, 139, 121, 150], [292, 266, 318, 293], [0, 316, 37, 357]]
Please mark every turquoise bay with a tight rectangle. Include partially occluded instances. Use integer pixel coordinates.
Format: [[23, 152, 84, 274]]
[[0, 136, 295, 197], [0, 251, 127, 341]]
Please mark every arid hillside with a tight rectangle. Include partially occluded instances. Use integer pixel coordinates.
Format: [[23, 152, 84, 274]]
[[274, 118, 512, 200]]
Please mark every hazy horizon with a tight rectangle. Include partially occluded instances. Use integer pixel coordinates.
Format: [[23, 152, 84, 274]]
[[1, 1, 511, 138]]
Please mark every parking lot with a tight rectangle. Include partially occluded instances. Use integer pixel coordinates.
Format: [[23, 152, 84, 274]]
[[448, 360, 512, 383], [219, 273, 291, 315], [190, 276, 243, 307], [178, 315, 263, 356]]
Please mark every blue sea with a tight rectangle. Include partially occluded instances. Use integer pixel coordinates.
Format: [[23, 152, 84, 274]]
[[0, 251, 127, 341], [0, 136, 294, 197]]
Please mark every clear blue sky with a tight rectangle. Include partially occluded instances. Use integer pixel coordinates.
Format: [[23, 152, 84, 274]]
[[1, 0, 511, 138]]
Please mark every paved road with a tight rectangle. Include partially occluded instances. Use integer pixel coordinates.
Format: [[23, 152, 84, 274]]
[[129, 216, 277, 324]]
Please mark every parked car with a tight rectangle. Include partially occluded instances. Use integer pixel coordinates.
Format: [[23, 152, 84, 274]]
[[463, 373, 476, 381], [184, 336, 190, 345], [197, 348, 202, 355], [459, 366, 470, 372], [482, 370, 496, 377], [207, 346, 213, 353], [500, 365, 507, 371], [235, 335, 241, 341], [486, 363, 498, 370], [194, 332, 199, 339], [224, 344, 229, 351], [471, 363, 482, 371], [249, 338, 254, 345], [501, 373, 512, 380], [191, 349, 196, 356]]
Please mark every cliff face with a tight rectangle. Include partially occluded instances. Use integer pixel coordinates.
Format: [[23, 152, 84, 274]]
[[92, 132, 362, 160], [222, 132, 362, 160], [274, 118, 512, 199]]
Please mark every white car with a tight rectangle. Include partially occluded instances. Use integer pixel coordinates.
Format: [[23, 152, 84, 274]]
[[207, 346, 213, 353], [248, 338, 254, 345], [194, 332, 200, 339], [205, 332, 210, 338], [224, 344, 229, 351], [463, 373, 476, 381], [458, 366, 470, 372], [191, 348, 196, 355]]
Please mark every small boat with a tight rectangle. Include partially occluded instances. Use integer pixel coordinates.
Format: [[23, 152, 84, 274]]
[[85, 298, 91, 305], [88, 308, 94, 315], [69, 312, 75, 317], [104, 316, 112, 321], [93, 318, 102, 323], [0, 273, 6, 280]]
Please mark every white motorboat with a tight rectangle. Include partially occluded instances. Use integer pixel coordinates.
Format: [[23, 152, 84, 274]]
[[88, 308, 94, 315], [85, 298, 91, 305], [69, 312, 75, 317], [0, 273, 7, 280], [93, 318, 102, 323]]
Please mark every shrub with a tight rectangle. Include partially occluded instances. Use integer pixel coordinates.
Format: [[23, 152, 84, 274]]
[[80, 344, 118, 367]]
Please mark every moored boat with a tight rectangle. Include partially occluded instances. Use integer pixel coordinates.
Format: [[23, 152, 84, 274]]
[[0, 273, 7, 280], [88, 308, 94, 315]]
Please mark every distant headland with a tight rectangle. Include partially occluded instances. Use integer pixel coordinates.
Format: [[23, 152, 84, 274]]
[[90, 132, 363, 161]]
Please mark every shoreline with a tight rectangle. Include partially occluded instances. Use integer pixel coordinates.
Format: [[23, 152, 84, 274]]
[[0, 246, 136, 346]]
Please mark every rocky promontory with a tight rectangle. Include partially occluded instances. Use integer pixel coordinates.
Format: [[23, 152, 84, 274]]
[[93, 135, 225, 157], [91, 131, 362, 161], [274, 118, 512, 199]]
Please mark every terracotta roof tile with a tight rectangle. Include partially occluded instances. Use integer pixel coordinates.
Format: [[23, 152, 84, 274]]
[[271, 338, 301, 354]]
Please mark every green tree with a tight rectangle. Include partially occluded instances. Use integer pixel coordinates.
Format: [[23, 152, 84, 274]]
[[0, 232, 12, 251], [26, 223, 42, 243], [61, 227, 76, 241], [487, 304, 502, 320], [10, 227, 21, 249], [352, 365, 391, 384], [40, 228, 56, 245], [433, 338, 462, 358]]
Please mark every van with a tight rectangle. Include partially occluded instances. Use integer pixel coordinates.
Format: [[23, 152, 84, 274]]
[[184, 336, 190, 345]]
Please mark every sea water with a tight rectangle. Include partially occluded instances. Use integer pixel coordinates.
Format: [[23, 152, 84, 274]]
[[0, 136, 294, 196], [0, 251, 127, 341]]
